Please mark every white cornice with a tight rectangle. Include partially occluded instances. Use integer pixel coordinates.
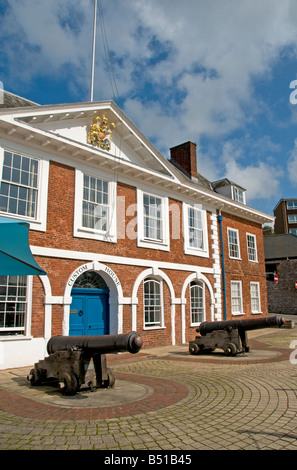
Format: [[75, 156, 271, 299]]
[[31, 244, 215, 273], [0, 102, 274, 225]]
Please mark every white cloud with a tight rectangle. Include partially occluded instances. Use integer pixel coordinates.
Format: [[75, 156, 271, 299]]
[[3, 0, 297, 112], [288, 139, 297, 185], [1, 0, 297, 210], [118, 0, 297, 141], [1, 0, 93, 91], [1, 2, 296, 102], [221, 141, 283, 201]]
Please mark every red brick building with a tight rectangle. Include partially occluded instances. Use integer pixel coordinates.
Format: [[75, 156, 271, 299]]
[[0, 92, 273, 368], [274, 198, 297, 235]]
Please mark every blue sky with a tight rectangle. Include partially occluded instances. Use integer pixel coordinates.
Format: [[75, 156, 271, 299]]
[[1, 0, 297, 218]]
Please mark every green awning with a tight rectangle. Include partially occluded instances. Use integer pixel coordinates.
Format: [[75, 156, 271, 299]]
[[0, 217, 47, 276]]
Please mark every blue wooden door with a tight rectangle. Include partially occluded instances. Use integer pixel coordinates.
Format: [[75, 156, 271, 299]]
[[69, 288, 109, 336]]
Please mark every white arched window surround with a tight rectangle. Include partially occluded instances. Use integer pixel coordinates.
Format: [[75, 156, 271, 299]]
[[63, 261, 124, 335], [190, 280, 205, 325], [180, 272, 215, 344], [143, 277, 164, 329], [132, 268, 176, 343]]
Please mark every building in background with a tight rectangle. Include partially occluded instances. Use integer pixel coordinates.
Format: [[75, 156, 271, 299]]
[[274, 198, 297, 235], [0, 91, 273, 368], [264, 234, 297, 314]]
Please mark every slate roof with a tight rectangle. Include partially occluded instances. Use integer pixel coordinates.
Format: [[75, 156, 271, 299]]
[[212, 178, 246, 191], [0, 90, 38, 109], [168, 158, 213, 190], [264, 233, 297, 260]]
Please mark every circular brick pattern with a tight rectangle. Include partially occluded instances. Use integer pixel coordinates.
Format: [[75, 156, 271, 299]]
[[0, 371, 188, 420], [1, 330, 296, 450], [1, 358, 297, 450]]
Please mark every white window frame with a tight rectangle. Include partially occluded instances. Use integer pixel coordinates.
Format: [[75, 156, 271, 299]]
[[246, 233, 258, 262], [143, 278, 164, 329], [231, 280, 243, 315], [250, 282, 261, 314], [0, 275, 33, 338], [190, 280, 205, 325], [227, 228, 241, 259], [233, 186, 245, 204], [0, 145, 49, 232], [74, 168, 117, 242], [287, 200, 297, 210], [137, 189, 169, 251], [183, 203, 209, 257], [288, 214, 297, 224]]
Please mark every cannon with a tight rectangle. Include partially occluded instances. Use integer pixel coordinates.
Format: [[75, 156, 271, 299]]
[[27, 331, 143, 395], [189, 315, 285, 356]]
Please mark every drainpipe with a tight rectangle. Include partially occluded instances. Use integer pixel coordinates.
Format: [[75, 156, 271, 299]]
[[217, 209, 227, 320]]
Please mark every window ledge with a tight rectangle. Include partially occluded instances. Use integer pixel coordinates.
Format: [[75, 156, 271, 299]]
[[185, 247, 209, 258], [74, 226, 116, 243], [0, 212, 45, 232], [138, 239, 169, 251], [143, 326, 166, 330], [0, 335, 33, 342]]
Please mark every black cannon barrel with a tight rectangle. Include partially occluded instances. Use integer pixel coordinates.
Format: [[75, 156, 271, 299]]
[[197, 315, 285, 336], [47, 331, 143, 355]]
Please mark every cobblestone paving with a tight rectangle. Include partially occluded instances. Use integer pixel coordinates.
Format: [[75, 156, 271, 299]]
[[0, 327, 297, 451]]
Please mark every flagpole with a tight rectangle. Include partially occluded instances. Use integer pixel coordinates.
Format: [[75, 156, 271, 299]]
[[90, 0, 97, 102]]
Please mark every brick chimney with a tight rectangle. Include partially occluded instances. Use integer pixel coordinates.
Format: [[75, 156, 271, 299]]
[[170, 141, 198, 180]]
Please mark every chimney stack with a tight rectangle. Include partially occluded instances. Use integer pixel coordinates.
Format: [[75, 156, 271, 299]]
[[170, 142, 198, 180]]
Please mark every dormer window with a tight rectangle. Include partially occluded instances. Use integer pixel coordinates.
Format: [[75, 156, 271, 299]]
[[212, 179, 246, 205], [233, 186, 245, 204]]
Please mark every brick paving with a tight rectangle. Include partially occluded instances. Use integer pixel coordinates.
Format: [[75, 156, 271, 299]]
[[0, 326, 297, 451]]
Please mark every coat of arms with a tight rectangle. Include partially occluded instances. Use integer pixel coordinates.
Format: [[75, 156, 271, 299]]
[[87, 115, 115, 151]]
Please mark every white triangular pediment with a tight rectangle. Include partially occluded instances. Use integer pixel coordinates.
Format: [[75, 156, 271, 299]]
[[6, 101, 176, 178], [0, 98, 275, 225]]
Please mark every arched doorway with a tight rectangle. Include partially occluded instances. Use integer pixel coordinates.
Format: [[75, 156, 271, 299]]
[[69, 271, 110, 336]]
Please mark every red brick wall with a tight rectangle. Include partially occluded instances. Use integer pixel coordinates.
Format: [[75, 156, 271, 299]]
[[31, 276, 45, 337], [170, 142, 198, 179], [219, 211, 268, 318], [30, 252, 216, 344], [184, 275, 212, 342], [274, 200, 287, 234], [28, 161, 268, 344], [29, 161, 215, 269]]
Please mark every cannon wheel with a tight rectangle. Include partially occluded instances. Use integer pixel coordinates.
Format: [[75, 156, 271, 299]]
[[60, 372, 79, 395], [189, 343, 200, 355], [224, 343, 237, 356], [28, 368, 43, 386]]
